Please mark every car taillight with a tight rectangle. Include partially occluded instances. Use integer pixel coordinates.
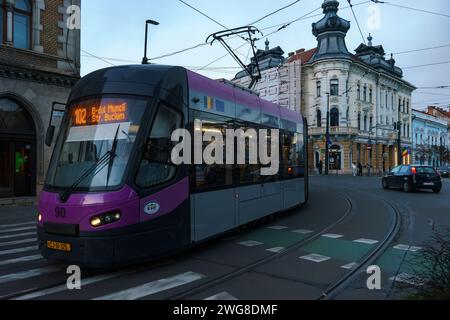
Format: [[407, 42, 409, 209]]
[[411, 167, 417, 175]]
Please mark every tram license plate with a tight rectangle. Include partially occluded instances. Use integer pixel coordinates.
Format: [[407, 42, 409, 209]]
[[47, 241, 72, 252]]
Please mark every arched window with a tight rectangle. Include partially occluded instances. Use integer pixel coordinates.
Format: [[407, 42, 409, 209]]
[[330, 107, 339, 127], [0, 98, 35, 134], [316, 109, 322, 128], [14, 0, 32, 49]]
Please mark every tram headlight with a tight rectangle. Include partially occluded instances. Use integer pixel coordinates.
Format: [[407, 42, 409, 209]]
[[90, 211, 121, 228], [38, 213, 43, 223]]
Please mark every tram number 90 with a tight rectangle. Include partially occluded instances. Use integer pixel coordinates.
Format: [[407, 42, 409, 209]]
[[55, 207, 66, 218]]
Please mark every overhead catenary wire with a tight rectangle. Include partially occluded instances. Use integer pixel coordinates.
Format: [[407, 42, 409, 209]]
[[347, 0, 366, 44]]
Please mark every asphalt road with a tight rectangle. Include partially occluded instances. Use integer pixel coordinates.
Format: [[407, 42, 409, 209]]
[[0, 176, 448, 300]]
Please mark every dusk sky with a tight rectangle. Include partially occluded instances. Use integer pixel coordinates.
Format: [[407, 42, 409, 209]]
[[81, 0, 450, 110]]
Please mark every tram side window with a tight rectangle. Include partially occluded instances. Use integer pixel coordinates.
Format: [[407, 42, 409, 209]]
[[135, 104, 182, 188], [192, 111, 234, 191], [236, 122, 261, 185], [280, 131, 305, 179]]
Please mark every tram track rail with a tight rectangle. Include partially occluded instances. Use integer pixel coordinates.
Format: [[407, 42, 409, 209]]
[[319, 199, 402, 299], [168, 193, 355, 300]]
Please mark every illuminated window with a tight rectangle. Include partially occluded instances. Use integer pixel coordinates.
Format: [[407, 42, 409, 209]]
[[13, 0, 32, 49]]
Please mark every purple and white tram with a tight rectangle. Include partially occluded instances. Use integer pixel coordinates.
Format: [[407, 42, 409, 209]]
[[38, 65, 308, 267]]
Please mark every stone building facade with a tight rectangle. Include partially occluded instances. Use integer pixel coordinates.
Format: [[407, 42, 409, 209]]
[[233, 0, 416, 175], [0, 0, 80, 201], [412, 107, 449, 167]]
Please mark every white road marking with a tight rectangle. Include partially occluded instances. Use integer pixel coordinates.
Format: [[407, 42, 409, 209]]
[[93, 271, 205, 300], [300, 254, 331, 263], [291, 229, 314, 235], [205, 292, 238, 301], [0, 254, 42, 267], [390, 273, 424, 286], [267, 226, 288, 230], [0, 232, 36, 240], [322, 233, 343, 239], [354, 239, 379, 245], [266, 247, 285, 253], [238, 241, 264, 247], [393, 244, 423, 252], [341, 262, 358, 270], [15, 272, 131, 300], [0, 226, 36, 235], [0, 222, 35, 229], [0, 246, 38, 256], [0, 238, 37, 248], [0, 266, 62, 285]]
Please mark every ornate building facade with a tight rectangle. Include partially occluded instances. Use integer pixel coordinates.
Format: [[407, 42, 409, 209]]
[[0, 0, 80, 202], [233, 0, 416, 175]]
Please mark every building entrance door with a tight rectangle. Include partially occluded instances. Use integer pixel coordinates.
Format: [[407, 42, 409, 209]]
[[0, 98, 37, 198]]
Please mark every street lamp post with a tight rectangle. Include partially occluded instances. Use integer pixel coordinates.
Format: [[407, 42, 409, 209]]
[[325, 93, 331, 175], [142, 19, 159, 65]]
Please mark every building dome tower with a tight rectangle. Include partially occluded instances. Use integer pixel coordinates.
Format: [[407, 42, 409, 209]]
[[311, 0, 351, 62]]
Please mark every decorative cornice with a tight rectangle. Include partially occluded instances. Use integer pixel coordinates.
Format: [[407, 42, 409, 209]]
[[0, 63, 79, 87]]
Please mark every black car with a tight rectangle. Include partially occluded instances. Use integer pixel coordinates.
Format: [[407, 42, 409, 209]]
[[382, 165, 442, 193], [437, 166, 449, 178]]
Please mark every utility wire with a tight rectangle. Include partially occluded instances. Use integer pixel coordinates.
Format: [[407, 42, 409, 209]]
[[81, 49, 115, 66], [348, 0, 366, 44], [382, 2, 450, 19], [403, 60, 450, 70], [392, 44, 450, 56], [248, 0, 301, 25]]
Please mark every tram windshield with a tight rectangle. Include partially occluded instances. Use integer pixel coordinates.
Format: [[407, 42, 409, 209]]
[[46, 96, 148, 191]]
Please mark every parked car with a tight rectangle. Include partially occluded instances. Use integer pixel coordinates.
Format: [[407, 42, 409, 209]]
[[437, 166, 449, 178], [382, 165, 442, 193]]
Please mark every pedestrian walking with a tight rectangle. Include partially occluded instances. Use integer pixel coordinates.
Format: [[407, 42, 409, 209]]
[[352, 162, 357, 177], [318, 160, 323, 175], [358, 162, 363, 177]]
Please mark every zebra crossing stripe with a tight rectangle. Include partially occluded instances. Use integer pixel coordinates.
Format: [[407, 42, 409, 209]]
[[393, 244, 422, 252], [0, 254, 42, 267], [0, 246, 38, 256], [0, 232, 36, 240], [266, 247, 285, 253], [0, 226, 36, 235], [238, 241, 264, 247], [0, 238, 37, 248], [93, 271, 205, 300], [14, 272, 131, 300], [354, 239, 379, 245], [0, 222, 35, 230], [322, 234, 343, 239], [267, 226, 288, 230], [291, 229, 313, 234], [0, 266, 62, 285], [205, 292, 238, 300], [300, 254, 331, 263], [341, 262, 358, 270]]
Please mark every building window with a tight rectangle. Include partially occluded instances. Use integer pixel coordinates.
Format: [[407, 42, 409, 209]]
[[0, 0, 4, 43], [357, 84, 361, 100], [330, 79, 339, 96], [385, 92, 388, 109], [316, 81, 321, 97], [406, 100, 409, 114], [13, 0, 32, 49], [364, 114, 368, 131], [369, 88, 373, 103], [358, 112, 361, 130], [363, 85, 367, 101], [316, 109, 322, 128], [346, 80, 349, 97], [330, 108, 339, 127], [399, 98, 402, 112], [403, 99, 406, 114], [369, 116, 373, 130]]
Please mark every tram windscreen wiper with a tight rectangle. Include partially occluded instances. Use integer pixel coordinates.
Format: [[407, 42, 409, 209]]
[[59, 125, 121, 203]]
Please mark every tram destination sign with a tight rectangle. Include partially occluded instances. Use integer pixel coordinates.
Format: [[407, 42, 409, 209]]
[[71, 102, 128, 127]]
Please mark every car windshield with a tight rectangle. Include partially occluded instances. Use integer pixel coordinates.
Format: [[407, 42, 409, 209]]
[[46, 96, 148, 190]]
